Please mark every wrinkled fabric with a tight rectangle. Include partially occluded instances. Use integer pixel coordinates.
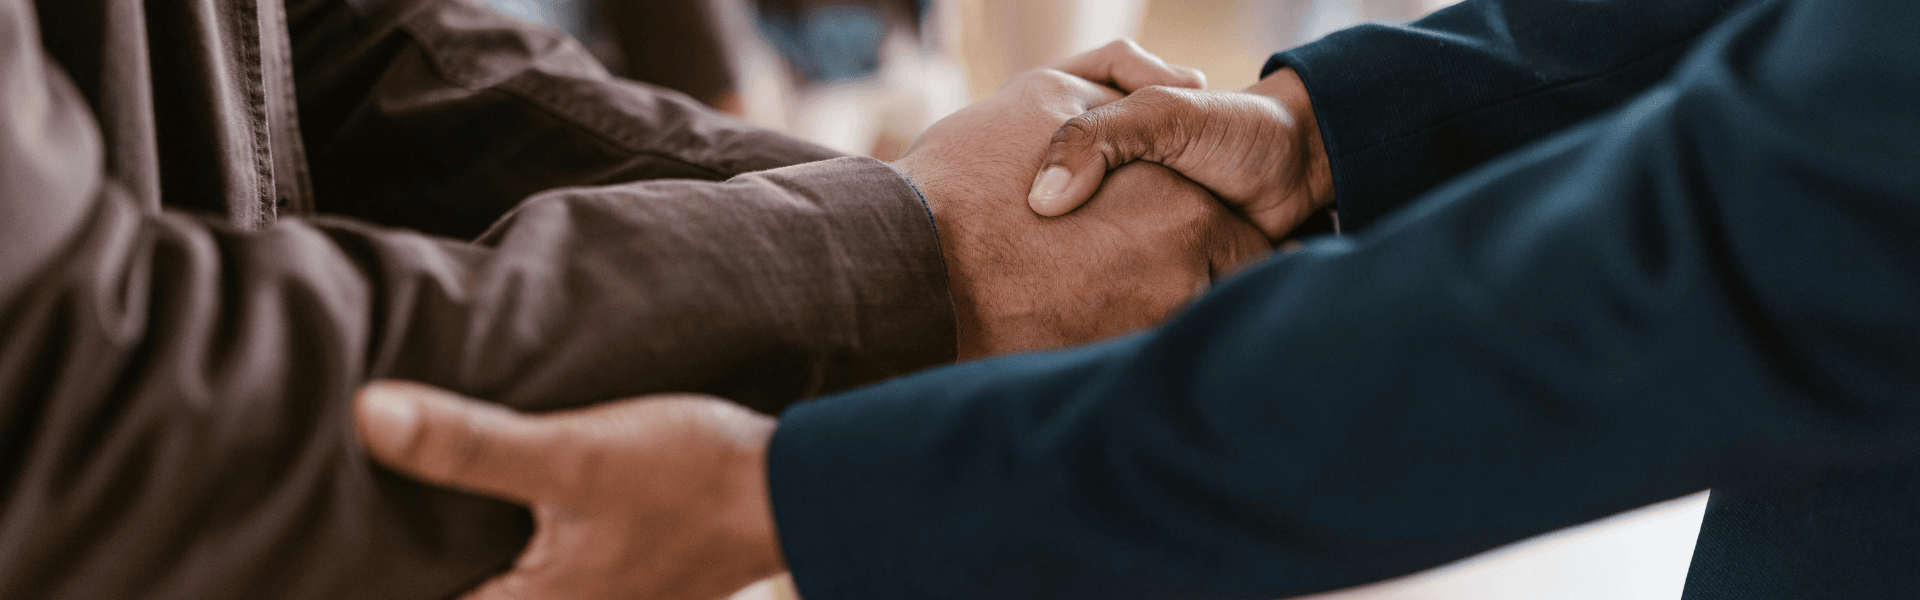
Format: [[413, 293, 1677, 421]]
[[1273, 0, 1920, 596], [0, 0, 955, 598], [1266, 0, 1747, 231], [769, 0, 1920, 598]]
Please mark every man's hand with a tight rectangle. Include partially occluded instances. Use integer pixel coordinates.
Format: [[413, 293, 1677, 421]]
[[895, 40, 1269, 359], [352, 381, 782, 600], [1025, 67, 1335, 241]]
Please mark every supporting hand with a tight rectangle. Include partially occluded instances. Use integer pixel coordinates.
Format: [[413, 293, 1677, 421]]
[[1025, 67, 1335, 241], [895, 41, 1269, 359], [352, 381, 783, 600]]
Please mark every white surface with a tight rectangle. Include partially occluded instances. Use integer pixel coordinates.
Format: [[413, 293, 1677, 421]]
[[1296, 492, 1710, 600], [728, 492, 1708, 600]]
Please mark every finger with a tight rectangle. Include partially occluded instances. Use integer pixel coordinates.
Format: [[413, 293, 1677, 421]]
[[353, 380, 559, 505], [1053, 39, 1206, 93], [1207, 217, 1275, 281], [457, 570, 537, 600], [1038, 68, 1126, 113], [1028, 88, 1195, 217]]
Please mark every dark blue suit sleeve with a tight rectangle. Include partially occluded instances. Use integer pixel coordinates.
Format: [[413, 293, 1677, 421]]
[[768, 0, 1920, 598], [1268, 0, 1745, 231]]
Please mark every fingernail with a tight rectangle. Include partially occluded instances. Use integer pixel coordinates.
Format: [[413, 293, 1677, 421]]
[[1028, 167, 1071, 202], [358, 383, 419, 448]]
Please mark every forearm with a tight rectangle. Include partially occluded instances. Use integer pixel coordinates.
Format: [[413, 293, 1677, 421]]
[[1272, 0, 1747, 230], [0, 156, 950, 599], [771, 0, 1920, 597], [465, 157, 956, 411]]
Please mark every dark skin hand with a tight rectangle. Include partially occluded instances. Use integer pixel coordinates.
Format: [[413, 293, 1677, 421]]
[[348, 41, 1271, 600], [892, 40, 1269, 359], [1026, 67, 1335, 242], [927, 159, 1268, 359]]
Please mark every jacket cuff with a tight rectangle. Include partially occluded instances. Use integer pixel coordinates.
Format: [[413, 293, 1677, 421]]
[[1264, 38, 1409, 233], [747, 156, 958, 395]]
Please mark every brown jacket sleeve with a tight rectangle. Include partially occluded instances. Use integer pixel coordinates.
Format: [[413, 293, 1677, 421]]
[[288, 0, 849, 239], [0, 0, 954, 598]]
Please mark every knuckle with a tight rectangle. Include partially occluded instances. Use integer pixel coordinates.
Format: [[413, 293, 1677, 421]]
[[420, 402, 518, 485], [1133, 85, 1185, 104], [1130, 87, 1195, 119], [1051, 115, 1102, 147], [1020, 67, 1073, 89], [395, 412, 455, 480], [1018, 68, 1087, 100], [438, 409, 491, 483]]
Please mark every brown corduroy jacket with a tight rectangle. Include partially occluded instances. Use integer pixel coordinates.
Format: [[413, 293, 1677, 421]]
[[0, 0, 955, 597]]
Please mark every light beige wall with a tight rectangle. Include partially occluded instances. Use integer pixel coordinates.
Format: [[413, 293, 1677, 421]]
[[945, 0, 1152, 100]]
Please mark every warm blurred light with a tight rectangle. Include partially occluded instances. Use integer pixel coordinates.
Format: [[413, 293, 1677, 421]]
[[1138, 0, 1467, 92]]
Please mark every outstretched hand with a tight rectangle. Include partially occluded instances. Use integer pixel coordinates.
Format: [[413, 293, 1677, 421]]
[[1026, 67, 1335, 241], [352, 381, 784, 600]]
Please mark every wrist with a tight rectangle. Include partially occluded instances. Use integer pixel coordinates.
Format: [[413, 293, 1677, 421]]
[[1245, 68, 1335, 213], [889, 156, 989, 358]]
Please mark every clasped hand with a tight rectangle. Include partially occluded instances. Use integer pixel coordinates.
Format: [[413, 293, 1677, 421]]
[[1027, 66, 1334, 242], [895, 39, 1269, 359], [349, 41, 1284, 600]]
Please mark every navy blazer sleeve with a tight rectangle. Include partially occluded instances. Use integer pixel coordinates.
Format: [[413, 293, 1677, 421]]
[[767, 0, 1920, 598], [1268, 0, 1745, 231]]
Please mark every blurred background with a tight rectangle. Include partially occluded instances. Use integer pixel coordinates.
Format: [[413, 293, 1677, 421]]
[[476, 0, 1464, 158], [475, 0, 1710, 597]]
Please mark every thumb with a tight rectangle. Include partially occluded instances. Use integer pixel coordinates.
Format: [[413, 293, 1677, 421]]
[[1028, 88, 1197, 217], [457, 568, 542, 600], [353, 380, 559, 505]]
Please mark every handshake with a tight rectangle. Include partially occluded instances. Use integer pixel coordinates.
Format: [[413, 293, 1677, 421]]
[[893, 40, 1333, 358], [354, 41, 1332, 600]]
